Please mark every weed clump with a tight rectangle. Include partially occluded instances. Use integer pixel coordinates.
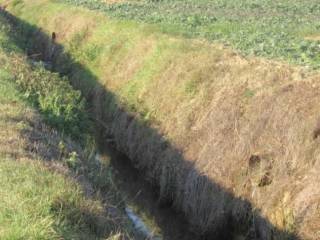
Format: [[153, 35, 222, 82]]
[[8, 58, 90, 141]]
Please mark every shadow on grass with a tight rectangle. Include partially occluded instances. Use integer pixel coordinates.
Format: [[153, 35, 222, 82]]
[[0, 8, 301, 240], [0, 73, 130, 238]]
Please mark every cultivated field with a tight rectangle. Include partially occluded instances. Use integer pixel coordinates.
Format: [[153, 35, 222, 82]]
[[63, 0, 320, 68]]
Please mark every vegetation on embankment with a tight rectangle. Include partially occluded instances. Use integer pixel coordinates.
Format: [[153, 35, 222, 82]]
[[61, 0, 320, 69], [0, 12, 133, 240], [2, 0, 320, 239]]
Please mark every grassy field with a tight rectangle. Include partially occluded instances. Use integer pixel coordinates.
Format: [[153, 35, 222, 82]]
[[0, 12, 132, 240], [2, 0, 320, 238], [60, 0, 320, 69], [0, 68, 106, 240]]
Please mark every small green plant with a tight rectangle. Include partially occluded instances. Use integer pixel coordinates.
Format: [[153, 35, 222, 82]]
[[244, 88, 255, 98], [66, 151, 79, 168], [184, 79, 199, 96], [83, 43, 104, 62], [69, 29, 89, 52]]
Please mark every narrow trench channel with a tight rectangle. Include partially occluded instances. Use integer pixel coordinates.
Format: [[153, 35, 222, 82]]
[[9, 18, 238, 239], [24, 46, 209, 240], [25, 55, 206, 238], [97, 144, 201, 240], [29, 50, 237, 240], [26, 46, 239, 240]]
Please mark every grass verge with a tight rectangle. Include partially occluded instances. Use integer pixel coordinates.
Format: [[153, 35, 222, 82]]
[[0, 12, 132, 240]]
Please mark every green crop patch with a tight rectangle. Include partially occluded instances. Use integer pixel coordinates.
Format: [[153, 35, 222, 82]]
[[60, 0, 320, 69]]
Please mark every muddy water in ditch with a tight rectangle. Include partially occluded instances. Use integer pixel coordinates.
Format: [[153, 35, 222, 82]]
[[98, 145, 200, 240]]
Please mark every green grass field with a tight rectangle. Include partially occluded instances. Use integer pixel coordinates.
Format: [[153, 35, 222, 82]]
[[0, 12, 131, 240], [0, 69, 102, 240], [61, 0, 320, 69]]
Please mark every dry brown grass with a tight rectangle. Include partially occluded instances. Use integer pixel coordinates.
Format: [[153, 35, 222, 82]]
[[305, 35, 320, 41], [5, 1, 320, 238], [94, 32, 320, 238]]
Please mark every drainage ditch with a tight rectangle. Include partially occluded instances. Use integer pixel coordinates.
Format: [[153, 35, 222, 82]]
[[96, 146, 200, 240], [2, 9, 248, 239]]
